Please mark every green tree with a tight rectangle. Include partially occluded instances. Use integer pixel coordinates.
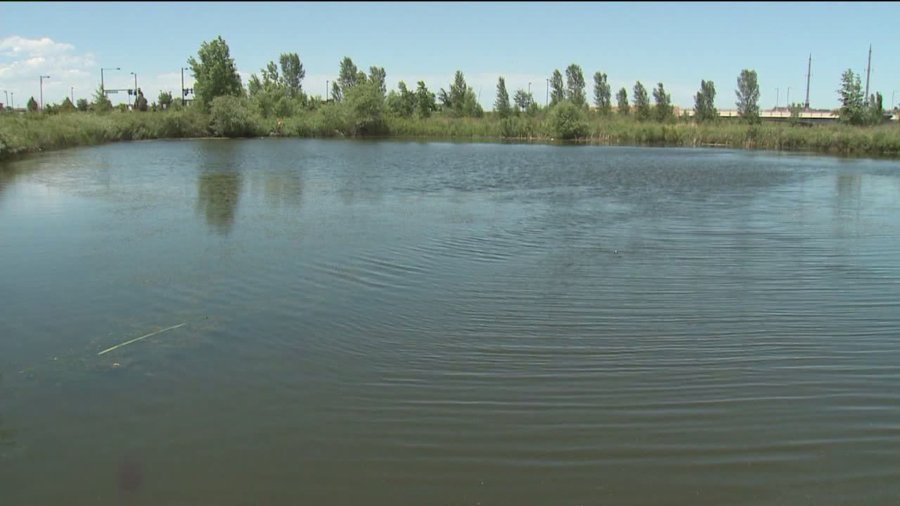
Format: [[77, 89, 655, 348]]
[[368, 66, 386, 98], [387, 81, 416, 118], [616, 87, 629, 116], [633, 81, 651, 121], [343, 79, 385, 135], [59, 97, 76, 113], [837, 69, 865, 125], [26, 96, 38, 112], [439, 71, 481, 117], [788, 102, 803, 126], [867, 92, 884, 125], [565, 64, 586, 108], [415, 81, 436, 118], [653, 82, 673, 122], [495, 76, 511, 118], [278, 52, 305, 97], [76, 98, 89, 112], [735, 69, 760, 123], [188, 36, 243, 110], [549, 69, 565, 107], [693, 80, 718, 123], [547, 101, 587, 140], [158, 91, 173, 110], [513, 89, 535, 115], [593, 72, 612, 116], [332, 57, 360, 102], [91, 85, 112, 113]]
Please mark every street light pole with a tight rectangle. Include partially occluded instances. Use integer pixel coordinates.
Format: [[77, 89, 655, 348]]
[[326, 80, 329, 100], [71, 86, 74, 103], [101, 67, 121, 95], [40, 75, 50, 110], [787, 87, 791, 107], [775, 88, 779, 110]]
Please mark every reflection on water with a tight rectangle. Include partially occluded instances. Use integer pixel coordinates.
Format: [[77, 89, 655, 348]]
[[1, 140, 900, 505], [0, 374, 13, 449], [196, 171, 242, 235]]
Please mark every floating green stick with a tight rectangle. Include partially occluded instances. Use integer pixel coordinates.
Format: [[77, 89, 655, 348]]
[[97, 323, 186, 356]]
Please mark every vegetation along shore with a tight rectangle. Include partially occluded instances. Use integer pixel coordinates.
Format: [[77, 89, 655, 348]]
[[2, 36, 898, 161]]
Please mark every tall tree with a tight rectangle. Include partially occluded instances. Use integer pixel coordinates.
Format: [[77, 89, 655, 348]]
[[616, 87, 629, 116], [653, 82, 673, 121], [633, 81, 651, 121], [593, 71, 611, 115], [565, 64, 586, 107], [91, 85, 112, 112], [134, 89, 148, 112], [26, 96, 38, 112], [549, 69, 565, 107], [439, 71, 480, 117], [387, 81, 415, 118], [415, 81, 435, 118], [693, 80, 717, 122], [369, 66, 386, 98], [187, 36, 243, 110], [837, 69, 865, 125], [735, 69, 760, 123], [495, 76, 511, 118], [278, 52, 305, 97], [332, 57, 360, 102], [158, 91, 173, 110]]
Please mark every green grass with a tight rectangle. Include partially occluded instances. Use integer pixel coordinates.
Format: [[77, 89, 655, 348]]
[[2, 109, 899, 161]]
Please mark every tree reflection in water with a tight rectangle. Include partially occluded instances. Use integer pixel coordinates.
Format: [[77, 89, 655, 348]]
[[196, 171, 242, 235]]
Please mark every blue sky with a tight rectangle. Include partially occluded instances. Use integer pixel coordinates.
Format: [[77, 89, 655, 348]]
[[3, 2, 899, 110]]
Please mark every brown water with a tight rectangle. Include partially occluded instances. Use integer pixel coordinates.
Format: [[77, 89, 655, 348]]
[[1, 139, 900, 505]]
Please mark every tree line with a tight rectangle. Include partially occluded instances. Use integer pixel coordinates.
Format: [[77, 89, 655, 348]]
[[14, 36, 890, 133]]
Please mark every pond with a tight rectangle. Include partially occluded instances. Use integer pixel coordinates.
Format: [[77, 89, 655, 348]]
[[2, 139, 900, 505]]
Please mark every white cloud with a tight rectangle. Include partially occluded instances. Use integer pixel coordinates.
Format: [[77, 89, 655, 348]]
[[0, 35, 97, 106]]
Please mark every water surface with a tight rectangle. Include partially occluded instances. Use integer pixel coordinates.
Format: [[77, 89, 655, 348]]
[[2, 139, 900, 505]]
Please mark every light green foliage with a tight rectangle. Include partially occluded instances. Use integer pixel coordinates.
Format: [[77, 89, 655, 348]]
[[342, 79, 386, 135], [513, 89, 536, 115], [616, 88, 629, 116], [278, 53, 305, 97], [495, 77, 511, 119], [415, 81, 435, 119], [735, 69, 760, 124], [439, 71, 482, 118], [593, 72, 612, 116], [867, 92, 884, 125], [332, 57, 360, 102], [565, 64, 586, 108], [188, 36, 243, 110], [550, 70, 565, 107], [387, 81, 416, 118], [158, 91, 173, 110], [788, 102, 803, 126], [209, 96, 259, 137], [27, 97, 38, 112], [837, 69, 868, 126], [91, 86, 112, 113], [547, 100, 587, 140], [633, 82, 651, 121], [369, 67, 387, 98], [76, 98, 89, 112], [653, 82, 673, 122], [693, 80, 717, 123]]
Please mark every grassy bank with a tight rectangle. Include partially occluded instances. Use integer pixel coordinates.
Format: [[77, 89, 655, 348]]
[[2, 109, 899, 161]]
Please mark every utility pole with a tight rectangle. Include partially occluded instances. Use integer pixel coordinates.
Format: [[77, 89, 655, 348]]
[[71, 86, 74, 103], [864, 44, 872, 106], [775, 88, 779, 110], [545, 78, 549, 107], [326, 80, 329, 100], [804, 54, 811, 110]]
